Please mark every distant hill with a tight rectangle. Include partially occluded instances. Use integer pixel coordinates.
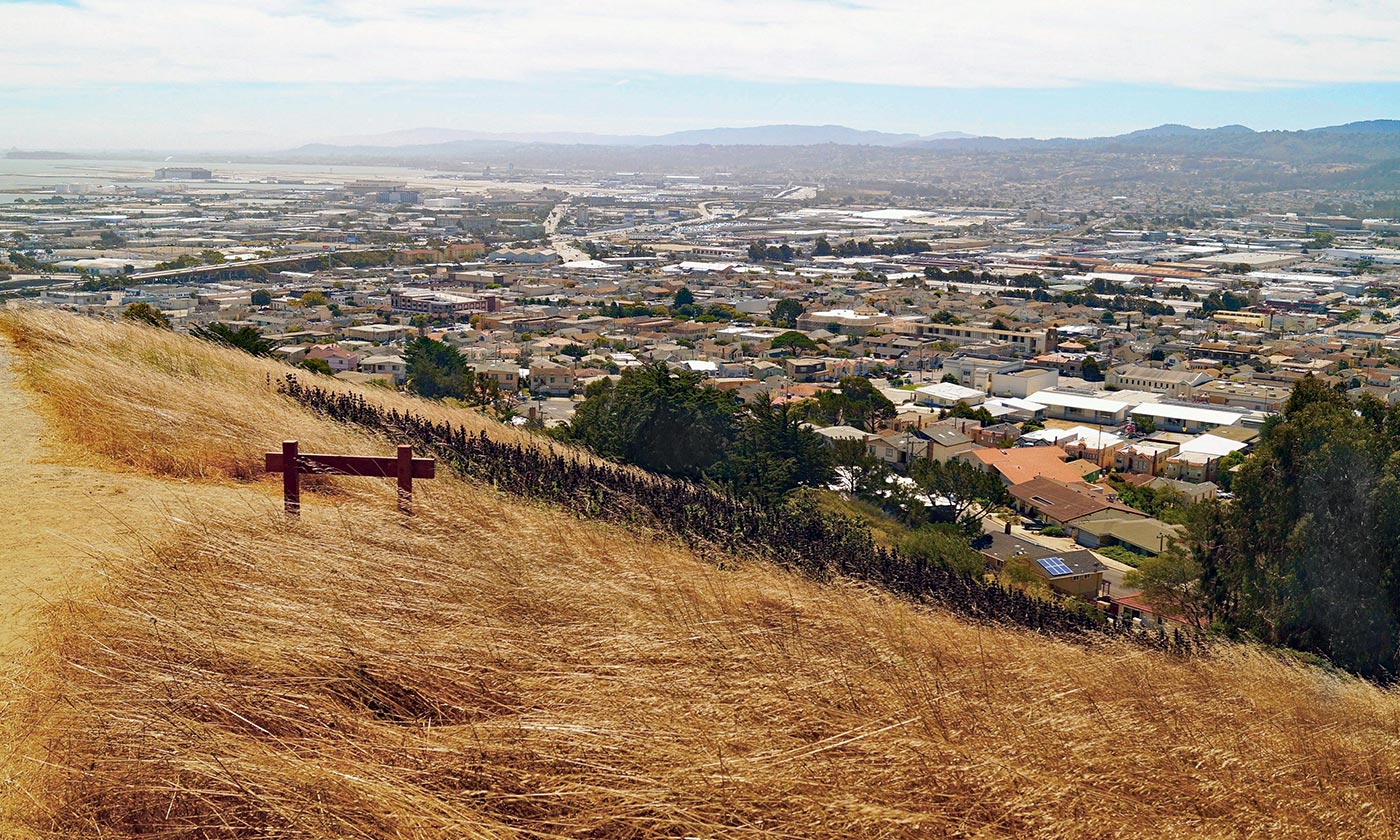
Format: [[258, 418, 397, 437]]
[[1304, 119, 1400, 135], [648, 124, 922, 146], [1120, 123, 1256, 139], [293, 120, 1400, 167], [313, 123, 943, 149]]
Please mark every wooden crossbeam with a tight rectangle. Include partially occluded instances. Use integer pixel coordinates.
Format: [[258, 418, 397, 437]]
[[265, 440, 435, 516]]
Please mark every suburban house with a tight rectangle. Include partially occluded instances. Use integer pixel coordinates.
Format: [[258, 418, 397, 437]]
[[1113, 440, 1179, 475], [1069, 511, 1181, 556], [474, 363, 520, 391], [1007, 476, 1143, 528], [1162, 451, 1218, 482], [963, 446, 1094, 487], [1107, 591, 1201, 629], [1106, 364, 1215, 397], [975, 531, 1104, 600], [866, 431, 930, 471], [927, 428, 975, 462], [305, 344, 363, 373], [529, 362, 576, 396], [346, 323, 414, 343], [1158, 432, 1250, 482], [1117, 474, 1219, 504], [913, 382, 987, 408], [815, 425, 870, 445], [970, 422, 1021, 448], [1024, 551, 1105, 600], [784, 358, 828, 382], [1057, 427, 1127, 470], [357, 353, 407, 385]]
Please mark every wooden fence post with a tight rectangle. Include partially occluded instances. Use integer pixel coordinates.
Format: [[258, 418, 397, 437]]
[[397, 444, 414, 514], [283, 439, 301, 517], [265, 441, 433, 516]]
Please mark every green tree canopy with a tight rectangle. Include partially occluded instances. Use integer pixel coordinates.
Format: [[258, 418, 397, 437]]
[[566, 365, 834, 499], [718, 395, 833, 501], [97, 229, 127, 248], [1192, 377, 1400, 676], [566, 362, 740, 480], [190, 322, 273, 356], [298, 357, 335, 376], [770, 299, 805, 329], [830, 435, 888, 499], [770, 330, 818, 354], [120, 302, 170, 330], [909, 457, 1008, 532], [803, 376, 897, 432], [1081, 357, 1104, 382], [403, 336, 497, 404]]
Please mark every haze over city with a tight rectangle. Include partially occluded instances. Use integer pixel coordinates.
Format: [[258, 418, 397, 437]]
[[3, 0, 1400, 149]]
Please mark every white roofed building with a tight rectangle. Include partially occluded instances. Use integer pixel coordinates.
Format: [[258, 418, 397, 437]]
[[914, 382, 987, 408]]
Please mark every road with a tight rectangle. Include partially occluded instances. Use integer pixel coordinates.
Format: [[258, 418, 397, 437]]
[[0, 339, 258, 654], [546, 198, 720, 261], [544, 202, 590, 262]]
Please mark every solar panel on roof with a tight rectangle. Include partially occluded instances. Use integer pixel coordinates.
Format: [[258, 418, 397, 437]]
[[1036, 557, 1073, 577]]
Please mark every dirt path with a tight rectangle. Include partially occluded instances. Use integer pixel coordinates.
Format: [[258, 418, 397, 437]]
[[0, 339, 254, 655]]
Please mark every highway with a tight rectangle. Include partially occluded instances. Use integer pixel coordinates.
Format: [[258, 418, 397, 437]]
[[546, 198, 723, 261], [126, 246, 391, 284]]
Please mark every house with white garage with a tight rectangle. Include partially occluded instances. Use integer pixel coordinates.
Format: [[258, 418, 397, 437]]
[[1026, 390, 1134, 426], [1130, 402, 1252, 435], [914, 382, 987, 409]]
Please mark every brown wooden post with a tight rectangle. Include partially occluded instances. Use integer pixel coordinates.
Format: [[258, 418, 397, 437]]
[[397, 444, 413, 514], [283, 440, 301, 516], [266, 442, 432, 517]]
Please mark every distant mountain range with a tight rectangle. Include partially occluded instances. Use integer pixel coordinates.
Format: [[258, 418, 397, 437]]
[[314, 124, 979, 150], [309, 121, 1400, 150], [287, 121, 1400, 169], [11, 120, 1396, 192]]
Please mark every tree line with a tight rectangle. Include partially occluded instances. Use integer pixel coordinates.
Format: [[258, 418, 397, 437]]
[[814, 237, 930, 257], [277, 374, 1202, 653], [557, 362, 832, 501], [1142, 376, 1400, 678]]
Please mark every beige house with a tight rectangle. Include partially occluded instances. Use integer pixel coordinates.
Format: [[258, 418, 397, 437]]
[[475, 363, 520, 391], [1106, 364, 1214, 397], [358, 353, 407, 385], [529, 363, 576, 397]]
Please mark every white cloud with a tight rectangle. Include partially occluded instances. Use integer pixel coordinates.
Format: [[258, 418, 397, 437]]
[[1, 0, 1398, 90]]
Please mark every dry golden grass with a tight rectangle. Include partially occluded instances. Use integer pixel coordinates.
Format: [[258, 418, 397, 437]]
[[0, 308, 542, 482], [3, 308, 1400, 839]]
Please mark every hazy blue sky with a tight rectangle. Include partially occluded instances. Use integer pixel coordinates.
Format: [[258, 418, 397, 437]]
[[1, 0, 1397, 150]]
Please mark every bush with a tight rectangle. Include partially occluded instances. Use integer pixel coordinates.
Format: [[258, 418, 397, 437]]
[[897, 525, 988, 578], [1097, 545, 1143, 568]]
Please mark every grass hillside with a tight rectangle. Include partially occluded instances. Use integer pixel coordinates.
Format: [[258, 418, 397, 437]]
[[3, 309, 1400, 839]]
